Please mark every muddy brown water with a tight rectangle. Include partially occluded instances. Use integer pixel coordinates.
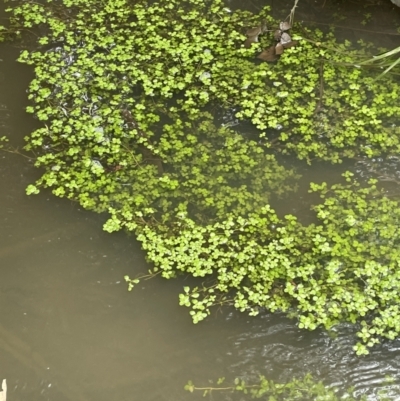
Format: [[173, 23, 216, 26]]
[[1, 1, 400, 400]]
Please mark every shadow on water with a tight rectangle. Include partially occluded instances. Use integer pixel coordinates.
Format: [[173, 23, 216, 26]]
[[1, 0, 400, 400]]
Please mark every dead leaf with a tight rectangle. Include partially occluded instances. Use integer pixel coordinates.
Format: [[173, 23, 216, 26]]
[[274, 29, 282, 41], [246, 26, 263, 37], [280, 32, 292, 45], [257, 46, 278, 62], [244, 35, 259, 48], [275, 43, 284, 55], [279, 21, 291, 31], [282, 40, 298, 49]]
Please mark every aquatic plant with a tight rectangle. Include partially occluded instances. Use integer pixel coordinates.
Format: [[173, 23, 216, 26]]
[[128, 175, 400, 355], [3, 0, 400, 353], [9, 0, 400, 166], [356, 45, 400, 80], [185, 373, 391, 400]]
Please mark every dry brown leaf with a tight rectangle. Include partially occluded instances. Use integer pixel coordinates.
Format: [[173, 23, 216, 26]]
[[274, 30, 282, 41], [282, 40, 298, 49], [275, 43, 284, 55], [246, 26, 263, 37], [280, 32, 292, 45], [257, 46, 278, 62], [244, 35, 259, 48], [279, 21, 291, 31]]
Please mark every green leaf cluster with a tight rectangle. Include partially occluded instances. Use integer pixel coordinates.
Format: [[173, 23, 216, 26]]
[[5, 0, 400, 354], [185, 373, 382, 400]]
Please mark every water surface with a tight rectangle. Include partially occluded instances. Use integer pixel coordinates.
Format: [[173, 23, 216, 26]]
[[1, 1, 400, 400]]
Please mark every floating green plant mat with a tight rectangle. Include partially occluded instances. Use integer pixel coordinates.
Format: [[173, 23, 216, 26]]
[[3, 0, 400, 354]]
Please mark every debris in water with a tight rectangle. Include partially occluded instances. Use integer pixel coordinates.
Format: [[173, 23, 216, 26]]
[[257, 46, 278, 62], [279, 21, 292, 31], [253, 21, 297, 62], [244, 23, 267, 48], [274, 29, 282, 41], [280, 32, 292, 45], [0, 379, 7, 401], [275, 42, 284, 55]]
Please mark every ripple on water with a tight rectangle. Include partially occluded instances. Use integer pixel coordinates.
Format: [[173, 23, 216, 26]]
[[224, 312, 400, 399]]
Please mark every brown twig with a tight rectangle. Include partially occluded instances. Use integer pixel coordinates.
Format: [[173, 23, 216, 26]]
[[0, 147, 33, 160], [288, 0, 300, 26], [314, 61, 324, 114]]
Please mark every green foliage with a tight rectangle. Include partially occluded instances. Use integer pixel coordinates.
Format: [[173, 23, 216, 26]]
[[357, 45, 400, 80], [137, 177, 400, 353], [218, 34, 400, 162], [0, 136, 8, 149], [9, 0, 400, 166], [5, 0, 400, 354], [185, 373, 377, 400]]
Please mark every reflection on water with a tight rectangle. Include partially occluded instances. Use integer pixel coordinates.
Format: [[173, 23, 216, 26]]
[[1, 1, 400, 400]]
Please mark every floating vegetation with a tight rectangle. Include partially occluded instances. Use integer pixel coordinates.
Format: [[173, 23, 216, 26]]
[[185, 374, 374, 400], [2, 0, 400, 354]]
